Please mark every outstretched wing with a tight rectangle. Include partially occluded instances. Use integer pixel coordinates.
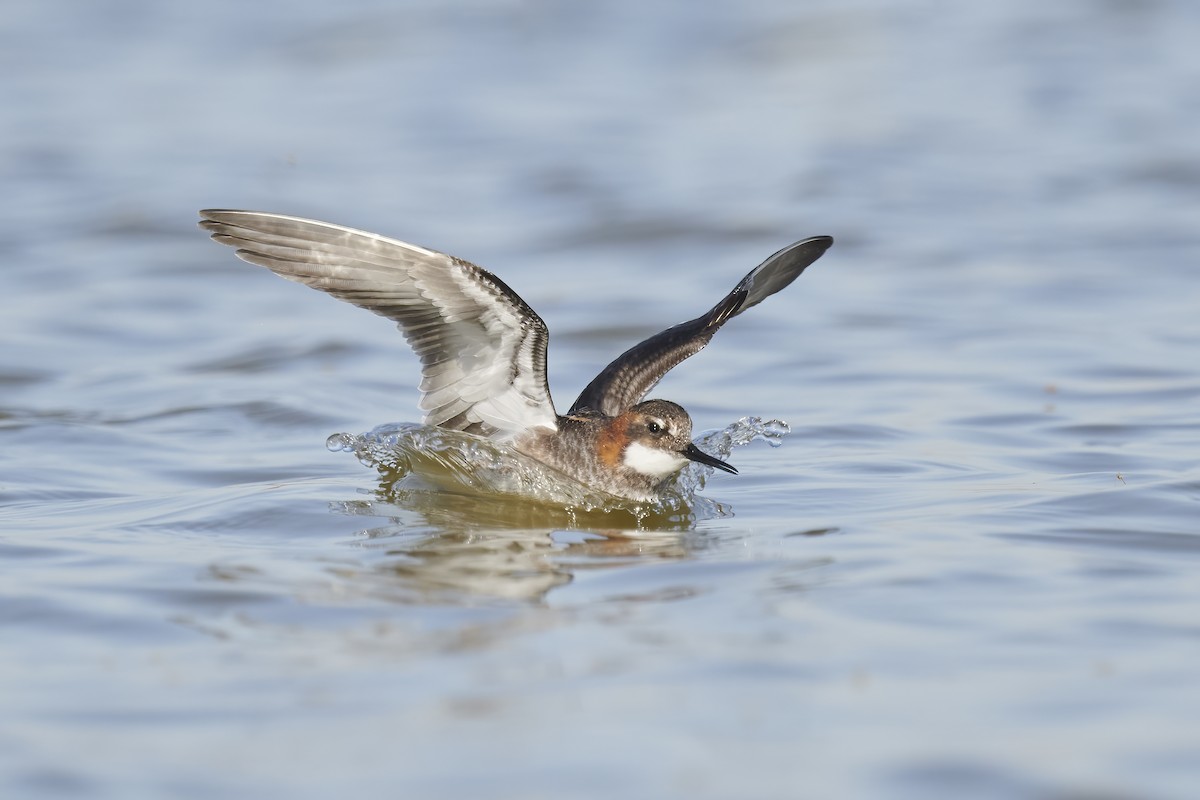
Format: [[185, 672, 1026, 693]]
[[200, 210, 557, 437], [570, 235, 833, 416]]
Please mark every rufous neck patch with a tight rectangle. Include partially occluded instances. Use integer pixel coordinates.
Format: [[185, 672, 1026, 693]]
[[595, 415, 630, 468]]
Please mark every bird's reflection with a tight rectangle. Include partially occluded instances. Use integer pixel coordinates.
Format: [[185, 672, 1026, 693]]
[[323, 468, 723, 604]]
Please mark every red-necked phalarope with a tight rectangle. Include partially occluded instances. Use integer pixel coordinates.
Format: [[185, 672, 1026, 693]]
[[199, 210, 832, 501]]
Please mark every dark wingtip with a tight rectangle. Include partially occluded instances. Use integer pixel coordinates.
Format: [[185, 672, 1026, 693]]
[[736, 234, 834, 313], [781, 234, 834, 263], [198, 209, 244, 233]]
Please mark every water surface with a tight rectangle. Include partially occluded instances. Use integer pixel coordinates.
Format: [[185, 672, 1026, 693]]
[[3, 1, 1199, 798]]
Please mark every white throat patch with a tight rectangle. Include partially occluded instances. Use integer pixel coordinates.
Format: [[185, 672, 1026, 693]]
[[622, 441, 688, 478]]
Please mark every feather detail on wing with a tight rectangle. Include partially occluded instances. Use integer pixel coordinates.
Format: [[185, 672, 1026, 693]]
[[570, 235, 832, 416], [199, 210, 557, 438]]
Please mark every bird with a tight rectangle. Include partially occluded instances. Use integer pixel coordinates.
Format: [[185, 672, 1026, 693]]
[[199, 210, 832, 501]]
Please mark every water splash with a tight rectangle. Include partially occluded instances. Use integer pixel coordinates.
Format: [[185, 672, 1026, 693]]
[[327, 416, 790, 522], [667, 417, 792, 499]]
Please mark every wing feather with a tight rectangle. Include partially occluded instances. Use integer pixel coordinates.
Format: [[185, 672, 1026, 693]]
[[570, 236, 832, 416], [200, 210, 557, 437]]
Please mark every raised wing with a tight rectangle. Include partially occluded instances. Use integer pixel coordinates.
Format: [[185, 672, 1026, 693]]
[[570, 235, 832, 416], [199, 210, 557, 437]]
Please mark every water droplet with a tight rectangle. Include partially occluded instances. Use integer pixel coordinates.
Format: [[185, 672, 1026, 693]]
[[761, 419, 791, 447], [325, 432, 353, 452]]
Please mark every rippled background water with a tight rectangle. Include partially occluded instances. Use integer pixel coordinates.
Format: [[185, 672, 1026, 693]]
[[4, 1, 1199, 798]]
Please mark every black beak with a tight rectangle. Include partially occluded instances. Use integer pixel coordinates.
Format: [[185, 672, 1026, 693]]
[[682, 443, 738, 475]]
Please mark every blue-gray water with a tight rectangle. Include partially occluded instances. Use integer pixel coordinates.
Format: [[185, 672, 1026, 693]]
[[4, 1, 1199, 798]]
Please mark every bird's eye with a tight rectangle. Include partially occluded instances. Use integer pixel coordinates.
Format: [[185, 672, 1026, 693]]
[[647, 420, 662, 434]]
